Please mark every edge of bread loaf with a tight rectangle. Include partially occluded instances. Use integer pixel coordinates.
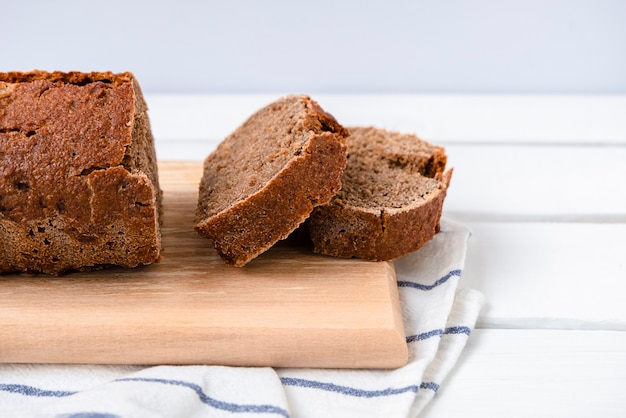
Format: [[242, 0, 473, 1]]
[[0, 70, 162, 274]]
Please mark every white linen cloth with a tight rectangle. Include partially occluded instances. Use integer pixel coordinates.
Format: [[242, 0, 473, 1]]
[[0, 219, 484, 418]]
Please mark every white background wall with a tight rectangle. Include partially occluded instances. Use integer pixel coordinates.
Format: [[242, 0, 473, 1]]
[[4, 0, 626, 94]]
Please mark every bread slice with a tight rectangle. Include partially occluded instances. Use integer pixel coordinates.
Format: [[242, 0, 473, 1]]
[[305, 126, 451, 262], [0, 70, 162, 274], [194, 95, 348, 266]]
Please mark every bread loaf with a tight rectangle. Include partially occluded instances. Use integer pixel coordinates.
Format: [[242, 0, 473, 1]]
[[0, 70, 162, 274], [305, 126, 451, 261], [194, 95, 348, 266]]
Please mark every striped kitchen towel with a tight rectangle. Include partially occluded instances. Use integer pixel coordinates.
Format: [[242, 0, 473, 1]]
[[0, 219, 484, 418]]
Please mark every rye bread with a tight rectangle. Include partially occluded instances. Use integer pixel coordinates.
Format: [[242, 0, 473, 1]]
[[194, 95, 348, 266], [306, 126, 452, 261], [0, 70, 162, 274]]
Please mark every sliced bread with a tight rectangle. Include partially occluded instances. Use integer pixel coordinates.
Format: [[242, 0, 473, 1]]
[[305, 126, 452, 261], [194, 95, 348, 266]]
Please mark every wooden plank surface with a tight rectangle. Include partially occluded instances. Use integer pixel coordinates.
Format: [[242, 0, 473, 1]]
[[443, 144, 626, 218], [421, 329, 626, 418], [0, 161, 408, 369], [459, 222, 626, 330]]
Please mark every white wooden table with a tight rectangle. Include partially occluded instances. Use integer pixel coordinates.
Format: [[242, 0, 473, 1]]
[[147, 94, 626, 417]]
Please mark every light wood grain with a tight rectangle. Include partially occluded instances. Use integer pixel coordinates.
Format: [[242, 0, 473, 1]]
[[0, 161, 408, 368]]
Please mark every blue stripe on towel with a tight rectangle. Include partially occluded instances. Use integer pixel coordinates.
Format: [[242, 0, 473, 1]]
[[406, 329, 444, 343], [444, 326, 472, 336], [116, 377, 289, 417], [0, 383, 76, 397], [280, 377, 419, 398], [396, 269, 462, 291], [420, 382, 440, 392], [406, 326, 472, 344]]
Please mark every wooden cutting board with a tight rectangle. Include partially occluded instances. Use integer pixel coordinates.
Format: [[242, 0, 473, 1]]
[[0, 161, 408, 369]]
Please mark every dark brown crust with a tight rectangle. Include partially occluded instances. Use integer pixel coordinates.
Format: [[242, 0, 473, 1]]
[[194, 96, 348, 266], [0, 70, 161, 274], [308, 170, 451, 261], [0, 70, 133, 86]]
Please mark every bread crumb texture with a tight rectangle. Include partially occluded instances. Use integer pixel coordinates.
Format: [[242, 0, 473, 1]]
[[195, 95, 348, 266], [306, 126, 452, 261], [0, 70, 162, 274]]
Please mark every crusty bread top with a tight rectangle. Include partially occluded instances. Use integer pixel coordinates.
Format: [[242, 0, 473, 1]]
[[0, 70, 133, 86], [196, 95, 348, 221], [335, 126, 448, 211], [0, 71, 146, 223]]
